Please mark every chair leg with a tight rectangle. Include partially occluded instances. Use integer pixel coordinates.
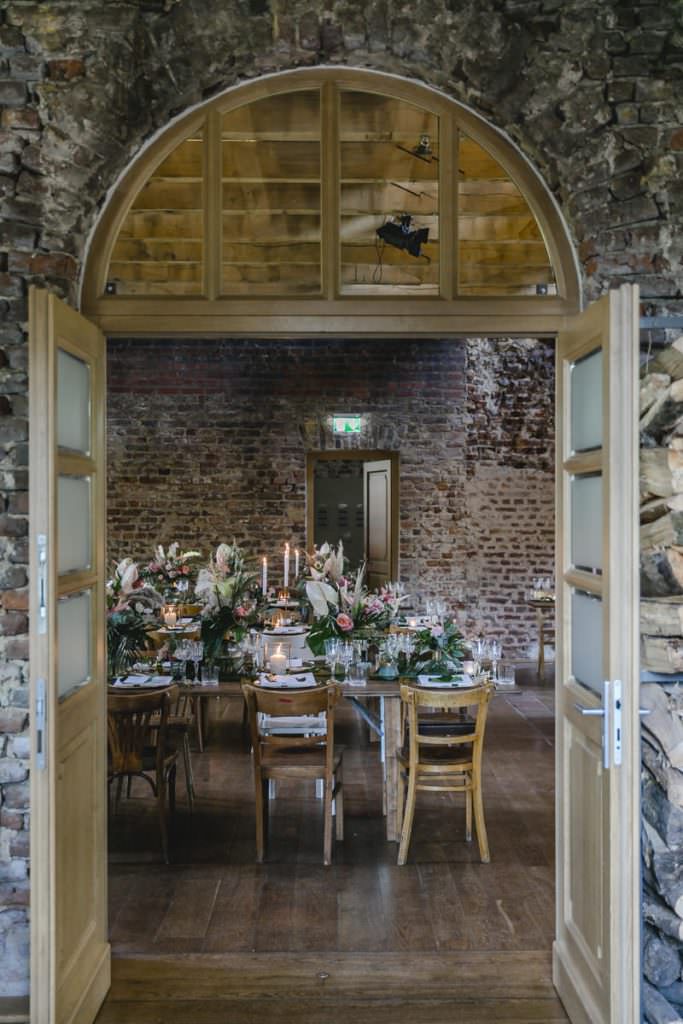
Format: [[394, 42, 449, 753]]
[[182, 733, 195, 811], [396, 766, 406, 835], [168, 763, 177, 818], [255, 775, 267, 863], [195, 696, 204, 753], [114, 774, 124, 813], [323, 775, 334, 866], [397, 771, 418, 866], [335, 766, 344, 841], [465, 786, 473, 842], [472, 772, 490, 863], [157, 776, 169, 865]]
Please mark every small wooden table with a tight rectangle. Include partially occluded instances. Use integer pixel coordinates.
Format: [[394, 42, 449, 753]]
[[526, 599, 555, 679]]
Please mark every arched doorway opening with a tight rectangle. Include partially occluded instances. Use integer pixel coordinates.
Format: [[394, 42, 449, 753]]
[[30, 67, 640, 1024]]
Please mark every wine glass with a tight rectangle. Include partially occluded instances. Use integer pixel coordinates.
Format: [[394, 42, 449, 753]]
[[191, 640, 204, 682], [489, 639, 502, 680], [324, 638, 339, 672]]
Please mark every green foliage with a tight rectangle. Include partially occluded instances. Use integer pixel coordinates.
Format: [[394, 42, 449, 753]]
[[406, 620, 466, 679]]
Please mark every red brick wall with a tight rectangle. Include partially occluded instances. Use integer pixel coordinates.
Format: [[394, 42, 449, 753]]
[[107, 336, 555, 657]]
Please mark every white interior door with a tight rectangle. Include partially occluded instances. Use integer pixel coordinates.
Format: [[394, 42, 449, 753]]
[[554, 285, 640, 1023], [29, 288, 110, 1024], [363, 458, 393, 589]]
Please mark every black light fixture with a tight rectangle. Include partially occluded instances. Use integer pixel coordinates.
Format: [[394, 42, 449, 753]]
[[376, 214, 429, 258]]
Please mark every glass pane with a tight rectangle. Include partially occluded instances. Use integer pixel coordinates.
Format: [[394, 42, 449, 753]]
[[57, 349, 90, 454], [571, 474, 602, 572], [340, 91, 438, 295], [458, 135, 555, 296], [571, 589, 603, 694], [221, 92, 321, 295], [571, 348, 602, 453], [107, 128, 204, 296], [58, 476, 91, 575], [58, 590, 91, 700]]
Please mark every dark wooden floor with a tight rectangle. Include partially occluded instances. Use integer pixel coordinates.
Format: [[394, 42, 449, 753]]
[[99, 672, 568, 1022]]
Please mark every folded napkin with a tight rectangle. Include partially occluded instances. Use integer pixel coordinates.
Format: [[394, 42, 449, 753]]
[[112, 674, 174, 688], [257, 672, 316, 689], [417, 673, 474, 689]]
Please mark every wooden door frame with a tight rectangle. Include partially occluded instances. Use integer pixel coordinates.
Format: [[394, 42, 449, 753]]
[[28, 289, 110, 1024], [306, 449, 399, 580]]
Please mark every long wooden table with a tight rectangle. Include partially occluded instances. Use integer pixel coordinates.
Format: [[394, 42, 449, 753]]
[[185, 678, 403, 841]]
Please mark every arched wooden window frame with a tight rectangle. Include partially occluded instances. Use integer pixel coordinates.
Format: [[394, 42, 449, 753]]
[[81, 67, 581, 336]]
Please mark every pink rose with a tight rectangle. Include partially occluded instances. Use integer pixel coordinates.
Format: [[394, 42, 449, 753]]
[[430, 624, 444, 638], [336, 613, 354, 632], [235, 605, 247, 618]]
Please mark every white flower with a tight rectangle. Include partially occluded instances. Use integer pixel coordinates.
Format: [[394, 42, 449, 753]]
[[119, 561, 139, 593], [306, 580, 339, 618]]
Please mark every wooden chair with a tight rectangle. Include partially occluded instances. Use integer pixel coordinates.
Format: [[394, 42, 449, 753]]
[[242, 682, 344, 866], [107, 687, 179, 863], [397, 682, 493, 866], [166, 689, 196, 811]]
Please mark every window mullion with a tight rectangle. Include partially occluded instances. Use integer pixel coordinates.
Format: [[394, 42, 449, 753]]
[[439, 113, 456, 301], [204, 109, 222, 301], [321, 82, 340, 300]]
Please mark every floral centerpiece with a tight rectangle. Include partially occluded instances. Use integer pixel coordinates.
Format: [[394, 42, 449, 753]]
[[107, 558, 164, 678], [303, 550, 408, 656], [406, 619, 466, 679], [194, 542, 258, 660], [141, 542, 202, 599]]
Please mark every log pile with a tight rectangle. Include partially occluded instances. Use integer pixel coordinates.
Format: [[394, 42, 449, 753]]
[[641, 337, 683, 672], [641, 335, 683, 1024]]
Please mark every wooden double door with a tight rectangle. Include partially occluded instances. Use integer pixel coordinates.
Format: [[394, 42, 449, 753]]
[[29, 287, 640, 1024]]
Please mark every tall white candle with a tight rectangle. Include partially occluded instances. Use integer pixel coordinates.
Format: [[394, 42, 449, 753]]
[[284, 543, 290, 588], [262, 556, 268, 594], [294, 547, 300, 579], [269, 643, 287, 674]]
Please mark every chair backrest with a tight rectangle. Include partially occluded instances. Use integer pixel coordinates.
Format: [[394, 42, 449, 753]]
[[242, 682, 339, 772], [399, 682, 493, 764], [107, 686, 176, 774]]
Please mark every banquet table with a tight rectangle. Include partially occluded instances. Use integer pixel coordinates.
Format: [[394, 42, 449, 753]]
[[184, 677, 404, 842]]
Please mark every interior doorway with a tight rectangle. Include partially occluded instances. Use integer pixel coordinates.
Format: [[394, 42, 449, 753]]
[[307, 450, 399, 585]]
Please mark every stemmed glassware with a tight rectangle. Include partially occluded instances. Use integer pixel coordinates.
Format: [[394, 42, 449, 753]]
[[324, 638, 339, 673], [489, 639, 502, 680], [189, 640, 204, 682]]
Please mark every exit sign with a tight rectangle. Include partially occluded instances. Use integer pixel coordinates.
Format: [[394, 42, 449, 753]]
[[333, 414, 362, 434]]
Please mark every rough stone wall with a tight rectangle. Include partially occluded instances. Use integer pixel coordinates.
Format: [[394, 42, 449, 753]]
[[0, 0, 681, 1001], [106, 336, 555, 655]]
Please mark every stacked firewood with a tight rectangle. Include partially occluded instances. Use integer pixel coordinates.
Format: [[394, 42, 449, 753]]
[[640, 335, 683, 674], [640, 334, 683, 1024]]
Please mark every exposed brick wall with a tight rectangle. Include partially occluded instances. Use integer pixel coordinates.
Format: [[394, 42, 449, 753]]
[[0, 0, 681, 999], [107, 336, 555, 657]]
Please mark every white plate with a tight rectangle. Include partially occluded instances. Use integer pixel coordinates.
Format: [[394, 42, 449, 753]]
[[417, 673, 475, 688], [256, 673, 317, 689], [263, 626, 307, 635]]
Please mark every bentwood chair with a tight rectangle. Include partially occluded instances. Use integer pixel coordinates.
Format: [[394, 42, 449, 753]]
[[242, 682, 344, 866], [397, 682, 493, 866], [107, 687, 179, 863]]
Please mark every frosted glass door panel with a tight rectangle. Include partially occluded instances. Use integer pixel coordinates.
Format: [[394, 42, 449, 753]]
[[571, 349, 602, 454], [571, 589, 603, 694], [58, 590, 91, 700], [57, 348, 91, 454], [571, 474, 603, 572], [58, 476, 91, 575]]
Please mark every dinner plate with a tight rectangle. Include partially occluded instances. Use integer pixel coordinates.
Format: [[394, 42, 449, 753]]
[[256, 672, 317, 689], [263, 626, 307, 635], [417, 673, 475, 688]]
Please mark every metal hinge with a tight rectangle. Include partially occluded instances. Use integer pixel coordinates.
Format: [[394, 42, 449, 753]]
[[37, 534, 47, 635], [35, 677, 47, 771], [574, 679, 622, 769]]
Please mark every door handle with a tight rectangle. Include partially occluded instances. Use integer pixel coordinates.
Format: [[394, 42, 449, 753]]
[[573, 680, 622, 769]]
